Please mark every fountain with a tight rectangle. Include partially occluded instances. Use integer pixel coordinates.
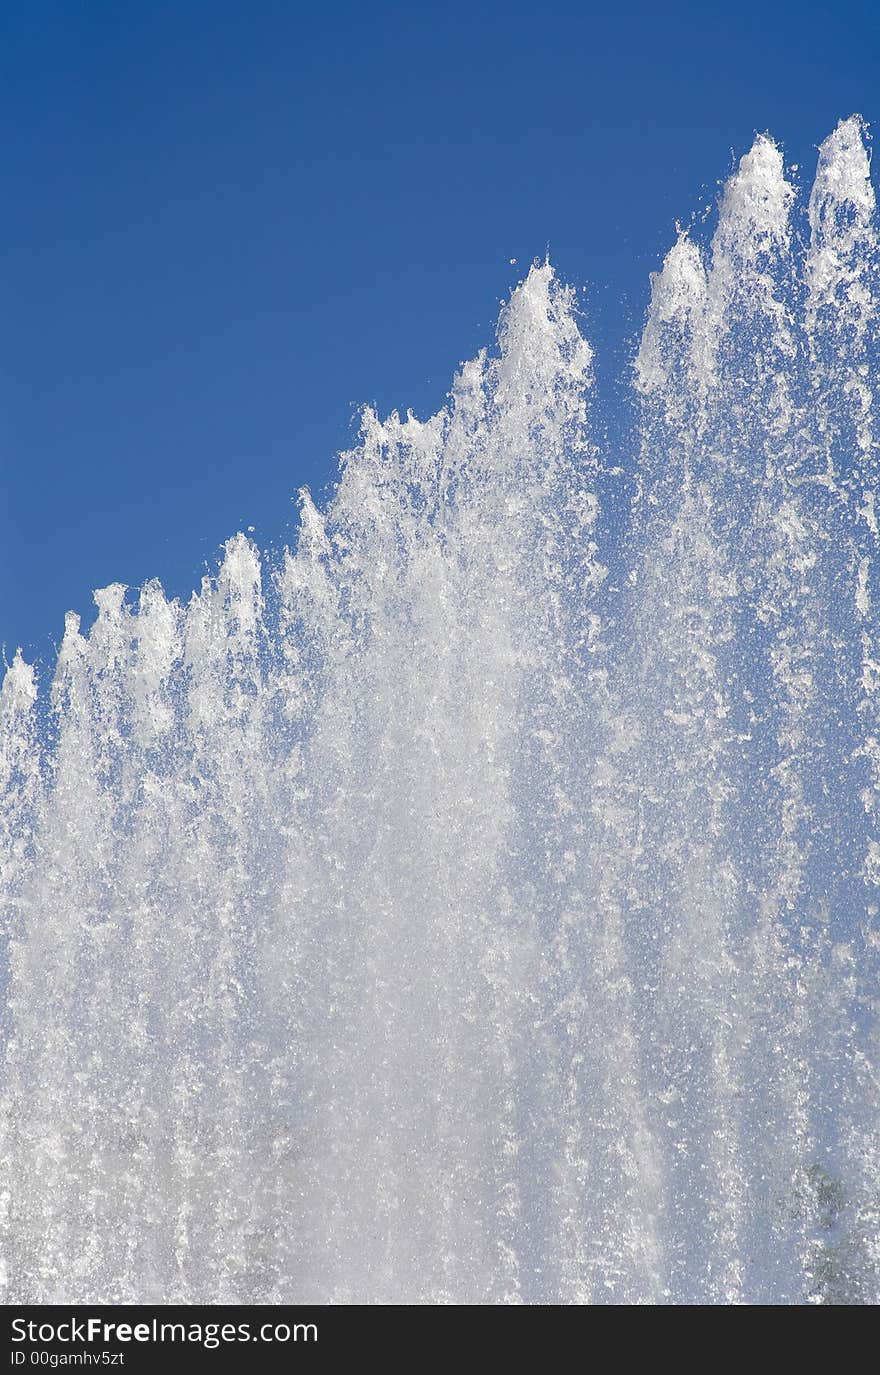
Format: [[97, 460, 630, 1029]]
[[1, 117, 878, 1304]]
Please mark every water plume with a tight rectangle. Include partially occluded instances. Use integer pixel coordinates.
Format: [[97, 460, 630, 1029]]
[[2, 122, 878, 1304]]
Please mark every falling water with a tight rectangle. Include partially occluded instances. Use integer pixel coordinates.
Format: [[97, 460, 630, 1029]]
[[2, 118, 879, 1305]]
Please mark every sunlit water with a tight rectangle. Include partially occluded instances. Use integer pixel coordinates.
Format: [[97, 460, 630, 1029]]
[[2, 118, 879, 1305]]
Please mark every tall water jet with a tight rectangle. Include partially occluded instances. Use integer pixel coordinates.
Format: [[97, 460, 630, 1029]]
[[1, 121, 878, 1305]]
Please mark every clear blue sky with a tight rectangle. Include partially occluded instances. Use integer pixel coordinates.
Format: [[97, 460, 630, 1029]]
[[2, 0, 878, 664]]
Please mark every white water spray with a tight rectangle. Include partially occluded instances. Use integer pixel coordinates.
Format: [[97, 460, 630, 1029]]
[[2, 119, 878, 1304]]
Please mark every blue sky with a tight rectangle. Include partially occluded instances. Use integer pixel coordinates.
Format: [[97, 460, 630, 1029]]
[[2, 0, 878, 664]]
